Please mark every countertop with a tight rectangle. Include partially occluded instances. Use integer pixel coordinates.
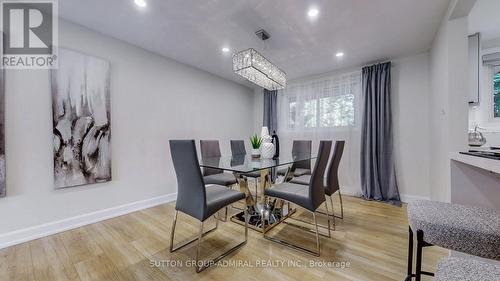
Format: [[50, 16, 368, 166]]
[[450, 152, 500, 175]]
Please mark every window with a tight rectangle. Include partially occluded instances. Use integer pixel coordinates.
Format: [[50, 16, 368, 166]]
[[288, 98, 297, 128], [279, 71, 360, 131], [494, 67, 500, 118], [320, 95, 355, 127], [304, 99, 317, 128]]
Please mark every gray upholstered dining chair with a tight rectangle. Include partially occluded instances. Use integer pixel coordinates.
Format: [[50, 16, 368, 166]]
[[277, 140, 312, 177], [263, 140, 333, 256], [200, 140, 237, 187], [230, 140, 261, 199], [230, 139, 246, 156], [291, 141, 345, 220], [169, 140, 248, 273]]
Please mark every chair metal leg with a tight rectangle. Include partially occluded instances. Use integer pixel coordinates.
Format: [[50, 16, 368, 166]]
[[222, 184, 240, 222], [316, 193, 342, 221], [329, 195, 336, 229], [338, 191, 344, 219], [195, 221, 204, 272], [244, 204, 249, 241], [194, 206, 249, 273], [323, 197, 332, 237], [415, 230, 424, 281], [170, 210, 218, 253], [287, 197, 333, 238], [405, 228, 435, 281], [214, 207, 228, 222], [405, 227, 414, 281], [264, 204, 321, 257], [229, 183, 245, 212], [312, 212, 320, 256], [169, 210, 178, 252]]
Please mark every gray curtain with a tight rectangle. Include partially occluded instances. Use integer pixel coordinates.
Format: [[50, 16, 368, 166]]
[[360, 62, 401, 206], [263, 89, 278, 134]]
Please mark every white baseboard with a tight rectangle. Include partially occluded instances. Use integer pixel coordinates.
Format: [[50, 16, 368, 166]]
[[399, 194, 430, 203], [0, 193, 177, 250], [339, 187, 430, 204], [339, 188, 363, 197], [0, 190, 429, 249]]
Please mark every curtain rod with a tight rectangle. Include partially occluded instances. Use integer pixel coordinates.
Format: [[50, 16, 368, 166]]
[[361, 60, 391, 69]]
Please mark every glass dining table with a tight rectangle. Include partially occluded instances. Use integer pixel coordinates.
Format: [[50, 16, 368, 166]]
[[199, 154, 315, 232]]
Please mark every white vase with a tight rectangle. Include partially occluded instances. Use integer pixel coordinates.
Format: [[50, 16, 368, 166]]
[[261, 142, 275, 159], [261, 126, 270, 138], [251, 148, 260, 158]]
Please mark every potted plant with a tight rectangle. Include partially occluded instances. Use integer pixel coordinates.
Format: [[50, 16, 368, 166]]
[[250, 134, 262, 158]]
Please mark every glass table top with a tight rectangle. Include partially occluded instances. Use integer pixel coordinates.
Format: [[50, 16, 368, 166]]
[[199, 154, 316, 173]]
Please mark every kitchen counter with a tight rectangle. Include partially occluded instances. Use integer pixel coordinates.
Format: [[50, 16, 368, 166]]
[[450, 152, 500, 211], [450, 152, 500, 174], [449, 152, 500, 265]]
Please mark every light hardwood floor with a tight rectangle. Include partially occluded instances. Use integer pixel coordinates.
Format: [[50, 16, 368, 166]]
[[0, 195, 447, 281]]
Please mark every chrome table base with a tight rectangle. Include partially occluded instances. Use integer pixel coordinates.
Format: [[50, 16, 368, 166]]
[[230, 169, 299, 233]]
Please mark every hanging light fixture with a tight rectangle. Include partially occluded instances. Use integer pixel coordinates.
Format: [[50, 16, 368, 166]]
[[232, 30, 286, 90]]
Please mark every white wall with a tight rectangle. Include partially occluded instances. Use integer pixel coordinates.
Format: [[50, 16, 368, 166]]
[[468, 0, 500, 41], [253, 53, 433, 201], [429, 14, 451, 202], [392, 53, 432, 201], [0, 20, 254, 244], [429, 0, 470, 202]]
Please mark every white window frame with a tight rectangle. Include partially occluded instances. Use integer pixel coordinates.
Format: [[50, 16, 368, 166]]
[[491, 65, 500, 120], [484, 48, 500, 130], [469, 47, 500, 132], [280, 71, 361, 133]]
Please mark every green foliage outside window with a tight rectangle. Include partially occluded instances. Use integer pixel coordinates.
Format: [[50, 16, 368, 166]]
[[494, 71, 500, 118], [288, 94, 355, 129]]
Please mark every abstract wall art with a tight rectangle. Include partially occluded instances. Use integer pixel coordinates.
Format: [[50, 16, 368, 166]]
[[51, 48, 111, 188], [0, 63, 5, 197]]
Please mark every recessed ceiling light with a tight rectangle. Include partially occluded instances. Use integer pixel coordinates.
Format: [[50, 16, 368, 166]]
[[336, 52, 344, 57], [308, 8, 319, 18], [134, 0, 147, 8], [222, 47, 230, 53]]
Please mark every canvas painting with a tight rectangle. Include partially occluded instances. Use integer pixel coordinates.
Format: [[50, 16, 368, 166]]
[[0, 66, 5, 197], [51, 49, 111, 188]]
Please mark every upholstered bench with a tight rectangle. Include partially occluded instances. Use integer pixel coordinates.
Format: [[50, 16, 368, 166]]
[[435, 257, 500, 281], [405, 200, 500, 281]]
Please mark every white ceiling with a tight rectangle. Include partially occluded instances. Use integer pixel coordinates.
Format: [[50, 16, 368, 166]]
[[59, 0, 450, 88]]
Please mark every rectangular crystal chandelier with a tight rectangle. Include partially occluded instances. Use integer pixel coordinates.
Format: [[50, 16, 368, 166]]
[[233, 48, 286, 90]]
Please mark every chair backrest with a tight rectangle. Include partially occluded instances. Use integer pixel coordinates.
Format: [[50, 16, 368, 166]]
[[326, 141, 345, 196], [200, 140, 223, 176], [169, 140, 207, 221], [292, 140, 312, 170], [308, 140, 332, 211], [230, 140, 246, 156]]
